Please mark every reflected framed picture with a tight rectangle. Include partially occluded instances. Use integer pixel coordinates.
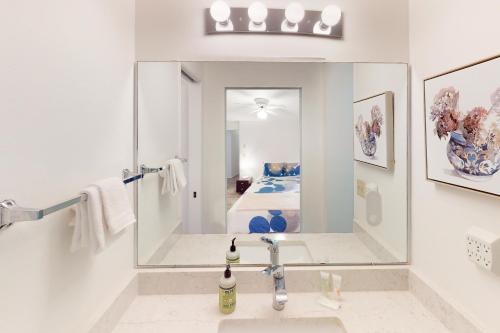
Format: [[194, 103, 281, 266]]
[[424, 55, 500, 196], [353, 91, 394, 169]]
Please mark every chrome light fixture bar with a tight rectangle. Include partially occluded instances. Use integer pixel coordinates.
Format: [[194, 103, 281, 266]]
[[206, 2, 343, 39]]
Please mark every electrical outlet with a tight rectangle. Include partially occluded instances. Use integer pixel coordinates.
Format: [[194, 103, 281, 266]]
[[466, 227, 500, 274]]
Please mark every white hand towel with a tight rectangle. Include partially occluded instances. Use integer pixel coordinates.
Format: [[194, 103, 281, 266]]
[[172, 159, 187, 189], [84, 186, 106, 250], [93, 178, 136, 235], [159, 165, 175, 195], [70, 186, 106, 252], [167, 161, 178, 195], [158, 159, 187, 196], [70, 199, 88, 253]]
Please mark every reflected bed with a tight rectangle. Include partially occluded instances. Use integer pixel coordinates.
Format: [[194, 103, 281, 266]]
[[227, 175, 301, 234]]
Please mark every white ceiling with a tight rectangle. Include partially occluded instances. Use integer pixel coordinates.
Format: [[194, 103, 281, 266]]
[[226, 89, 300, 122]]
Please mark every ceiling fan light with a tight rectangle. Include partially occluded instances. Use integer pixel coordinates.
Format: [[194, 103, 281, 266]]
[[257, 109, 268, 120]]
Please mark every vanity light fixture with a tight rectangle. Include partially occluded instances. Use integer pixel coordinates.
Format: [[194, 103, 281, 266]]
[[210, 0, 233, 31], [248, 2, 268, 32], [281, 2, 305, 33], [205, 2, 343, 39], [313, 5, 342, 35]]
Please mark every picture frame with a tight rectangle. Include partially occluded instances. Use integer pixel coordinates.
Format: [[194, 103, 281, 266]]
[[353, 91, 394, 169], [424, 55, 500, 197]]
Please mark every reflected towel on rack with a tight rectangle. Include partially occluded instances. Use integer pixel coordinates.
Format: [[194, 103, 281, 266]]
[[94, 178, 136, 235], [159, 159, 187, 196], [70, 186, 105, 252]]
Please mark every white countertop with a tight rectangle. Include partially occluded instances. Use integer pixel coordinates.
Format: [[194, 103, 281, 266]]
[[112, 291, 449, 333]]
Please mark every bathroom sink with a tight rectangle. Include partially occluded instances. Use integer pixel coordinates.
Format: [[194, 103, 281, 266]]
[[237, 240, 312, 263], [218, 317, 347, 333]]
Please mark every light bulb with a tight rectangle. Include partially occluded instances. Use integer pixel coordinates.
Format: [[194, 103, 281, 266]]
[[248, 2, 268, 24], [313, 4, 341, 35], [320, 5, 341, 27], [257, 110, 268, 120], [285, 2, 305, 24], [210, 0, 231, 23]]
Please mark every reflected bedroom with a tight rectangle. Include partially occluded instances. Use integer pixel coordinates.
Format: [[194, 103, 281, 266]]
[[136, 61, 408, 266]]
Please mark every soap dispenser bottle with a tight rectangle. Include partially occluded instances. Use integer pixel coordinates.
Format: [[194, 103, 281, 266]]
[[219, 264, 236, 314], [226, 238, 240, 264]]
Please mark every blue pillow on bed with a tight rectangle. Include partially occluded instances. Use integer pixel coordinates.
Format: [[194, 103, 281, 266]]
[[283, 163, 300, 176], [263, 163, 284, 177]]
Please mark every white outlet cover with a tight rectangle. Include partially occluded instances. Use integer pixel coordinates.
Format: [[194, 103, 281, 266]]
[[465, 226, 500, 274]]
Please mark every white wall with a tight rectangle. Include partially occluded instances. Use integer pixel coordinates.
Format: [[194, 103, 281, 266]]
[[324, 64, 354, 233], [409, 0, 500, 331], [135, 0, 408, 62], [352, 63, 408, 261], [226, 130, 240, 178], [183, 76, 204, 234], [0, 1, 135, 332], [136, 62, 181, 264], [201, 62, 325, 233], [239, 120, 300, 180]]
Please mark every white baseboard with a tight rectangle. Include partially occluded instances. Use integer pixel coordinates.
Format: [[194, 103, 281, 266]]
[[147, 220, 183, 265], [409, 270, 484, 333], [88, 275, 138, 333], [353, 218, 400, 262]]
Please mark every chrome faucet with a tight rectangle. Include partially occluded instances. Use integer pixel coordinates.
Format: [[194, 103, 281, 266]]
[[261, 236, 288, 311]]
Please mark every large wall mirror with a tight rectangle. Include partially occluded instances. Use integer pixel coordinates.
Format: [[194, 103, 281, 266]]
[[135, 61, 409, 267]]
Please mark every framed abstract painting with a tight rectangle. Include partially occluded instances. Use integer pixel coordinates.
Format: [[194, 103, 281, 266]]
[[353, 91, 394, 169], [424, 55, 500, 196]]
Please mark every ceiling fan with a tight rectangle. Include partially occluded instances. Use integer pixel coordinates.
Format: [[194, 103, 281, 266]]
[[235, 97, 290, 120]]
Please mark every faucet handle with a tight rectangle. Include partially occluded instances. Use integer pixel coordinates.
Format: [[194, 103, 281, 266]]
[[262, 266, 273, 276], [260, 236, 278, 246], [261, 265, 284, 277]]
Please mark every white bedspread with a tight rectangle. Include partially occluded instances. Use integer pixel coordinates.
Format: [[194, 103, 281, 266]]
[[236, 192, 300, 211], [227, 176, 301, 234]]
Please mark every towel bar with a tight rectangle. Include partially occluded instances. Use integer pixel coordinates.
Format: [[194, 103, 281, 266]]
[[0, 169, 143, 229], [140, 164, 164, 175], [140, 157, 188, 175]]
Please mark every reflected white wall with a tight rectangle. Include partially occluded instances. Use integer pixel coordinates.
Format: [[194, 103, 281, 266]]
[[137, 62, 181, 264], [239, 120, 300, 180], [226, 130, 240, 178], [353, 63, 408, 261], [324, 63, 354, 233]]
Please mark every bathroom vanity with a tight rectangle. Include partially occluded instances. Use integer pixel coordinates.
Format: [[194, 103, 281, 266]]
[[107, 267, 453, 333], [96, 59, 479, 333]]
